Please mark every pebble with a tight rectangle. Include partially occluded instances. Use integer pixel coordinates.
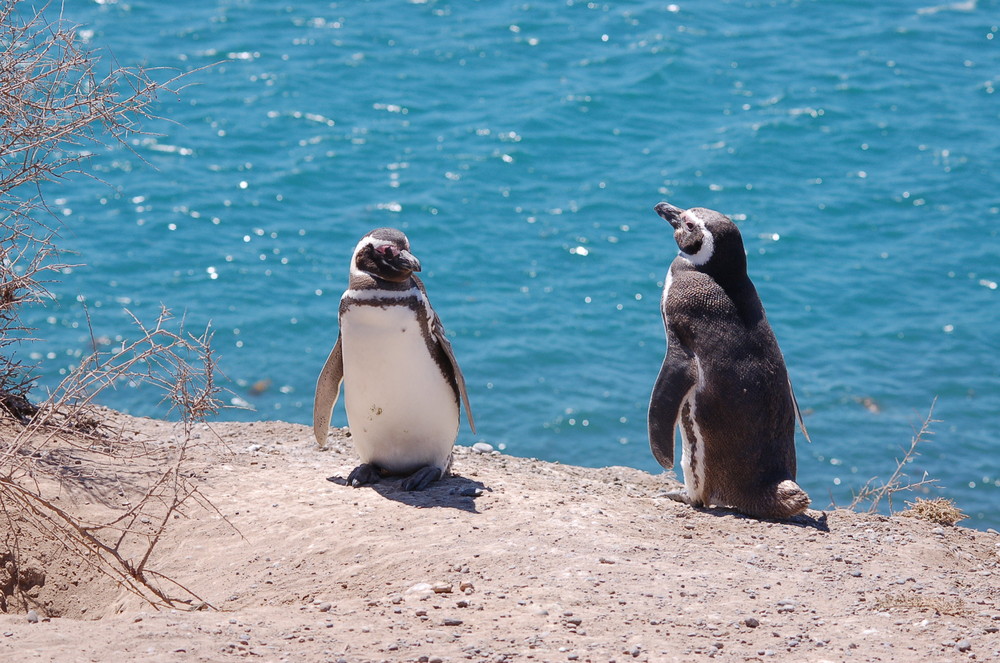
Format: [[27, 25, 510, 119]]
[[432, 582, 453, 594], [472, 442, 494, 454], [744, 617, 760, 628], [443, 618, 463, 626], [956, 640, 972, 652], [26, 611, 39, 624], [317, 602, 332, 613]]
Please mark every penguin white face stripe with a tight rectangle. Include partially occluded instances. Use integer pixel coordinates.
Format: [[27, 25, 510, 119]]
[[678, 210, 715, 266]]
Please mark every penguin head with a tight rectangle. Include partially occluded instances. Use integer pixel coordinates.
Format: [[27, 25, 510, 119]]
[[352, 227, 422, 283], [654, 201, 746, 273]]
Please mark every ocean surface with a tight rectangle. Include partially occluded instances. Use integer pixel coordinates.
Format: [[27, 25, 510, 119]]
[[15, 1, 999, 528]]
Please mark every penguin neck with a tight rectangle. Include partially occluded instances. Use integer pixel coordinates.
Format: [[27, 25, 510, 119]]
[[696, 260, 765, 328], [725, 275, 766, 328], [350, 272, 417, 292]]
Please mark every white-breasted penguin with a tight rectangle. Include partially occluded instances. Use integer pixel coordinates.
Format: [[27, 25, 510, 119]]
[[313, 228, 475, 491], [648, 201, 811, 520]]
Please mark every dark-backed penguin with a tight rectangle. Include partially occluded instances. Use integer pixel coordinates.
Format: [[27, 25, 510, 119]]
[[313, 228, 475, 491], [648, 201, 811, 520]]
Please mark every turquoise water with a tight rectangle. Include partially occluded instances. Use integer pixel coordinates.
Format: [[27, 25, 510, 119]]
[[17, 1, 999, 527]]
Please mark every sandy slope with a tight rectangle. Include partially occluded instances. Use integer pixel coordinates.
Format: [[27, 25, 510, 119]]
[[2, 413, 999, 662]]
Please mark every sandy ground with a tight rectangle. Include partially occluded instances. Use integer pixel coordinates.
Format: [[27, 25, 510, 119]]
[[2, 411, 999, 663]]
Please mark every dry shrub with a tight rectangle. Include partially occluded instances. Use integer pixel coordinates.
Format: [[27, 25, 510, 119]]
[[1, 2, 226, 613], [849, 399, 942, 514], [1, 0, 188, 399], [899, 497, 967, 527], [1, 307, 230, 613]]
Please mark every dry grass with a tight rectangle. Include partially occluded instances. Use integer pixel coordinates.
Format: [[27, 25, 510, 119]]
[[899, 497, 967, 526], [873, 591, 968, 616]]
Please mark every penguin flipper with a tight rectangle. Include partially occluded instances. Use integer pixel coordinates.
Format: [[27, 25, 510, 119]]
[[313, 335, 344, 450], [648, 343, 697, 470], [415, 276, 476, 435], [435, 329, 476, 434]]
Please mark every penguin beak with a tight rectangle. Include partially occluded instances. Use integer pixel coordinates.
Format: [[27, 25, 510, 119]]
[[654, 201, 684, 230], [400, 250, 421, 273], [371, 243, 421, 279]]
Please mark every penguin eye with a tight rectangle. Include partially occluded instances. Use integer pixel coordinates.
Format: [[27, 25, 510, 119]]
[[685, 221, 696, 231]]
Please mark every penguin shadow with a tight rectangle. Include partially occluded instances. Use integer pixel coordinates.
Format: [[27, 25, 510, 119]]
[[692, 506, 830, 532], [326, 473, 490, 513]]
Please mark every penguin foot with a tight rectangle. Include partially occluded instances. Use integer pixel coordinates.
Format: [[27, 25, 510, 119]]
[[666, 489, 693, 505], [400, 466, 443, 492], [348, 463, 382, 487]]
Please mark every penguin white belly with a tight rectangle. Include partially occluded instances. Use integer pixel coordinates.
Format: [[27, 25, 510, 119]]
[[340, 304, 459, 474]]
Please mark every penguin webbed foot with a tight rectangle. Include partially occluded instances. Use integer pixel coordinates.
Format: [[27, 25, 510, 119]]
[[666, 489, 694, 505], [400, 466, 443, 492], [348, 463, 382, 487]]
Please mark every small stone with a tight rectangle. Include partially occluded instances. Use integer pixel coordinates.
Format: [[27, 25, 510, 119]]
[[460, 581, 474, 593], [406, 582, 433, 598], [317, 602, 332, 612], [431, 582, 453, 594], [26, 610, 39, 624], [849, 571, 862, 578], [745, 617, 760, 628], [443, 618, 463, 626], [957, 640, 972, 652], [472, 442, 494, 454]]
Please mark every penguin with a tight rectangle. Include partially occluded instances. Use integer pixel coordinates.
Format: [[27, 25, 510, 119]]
[[313, 228, 476, 491], [647, 201, 811, 520]]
